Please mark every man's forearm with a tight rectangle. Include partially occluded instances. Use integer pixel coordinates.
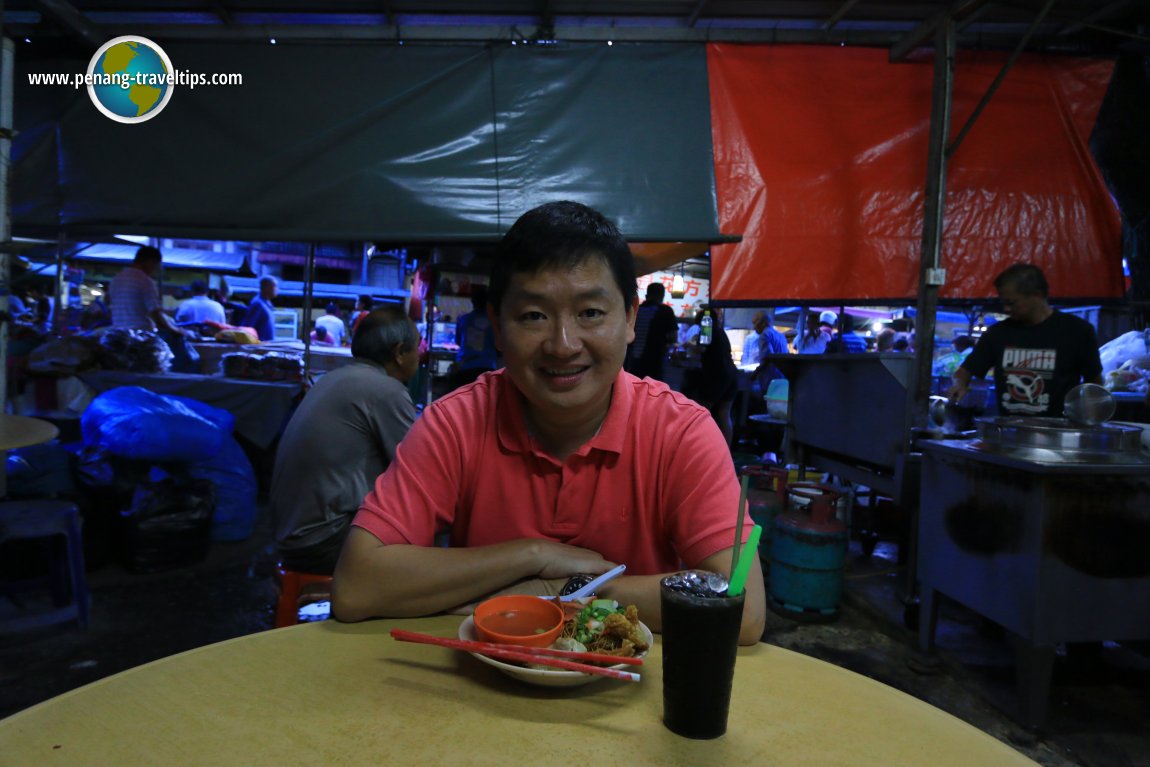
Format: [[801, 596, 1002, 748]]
[[152, 309, 186, 337], [948, 366, 973, 399], [332, 530, 543, 621]]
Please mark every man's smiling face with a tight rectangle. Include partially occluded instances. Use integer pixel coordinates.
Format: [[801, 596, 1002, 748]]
[[492, 255, 637, 431]]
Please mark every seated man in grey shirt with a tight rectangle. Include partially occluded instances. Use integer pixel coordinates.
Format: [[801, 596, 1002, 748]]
[[271, 306, 420, 574]]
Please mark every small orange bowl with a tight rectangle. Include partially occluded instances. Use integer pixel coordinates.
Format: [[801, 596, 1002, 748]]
[[473, 595, 566, 648]]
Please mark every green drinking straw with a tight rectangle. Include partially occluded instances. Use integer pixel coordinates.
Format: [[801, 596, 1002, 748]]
[[729, 474, 750, 577], [728, 524, 762, 597]]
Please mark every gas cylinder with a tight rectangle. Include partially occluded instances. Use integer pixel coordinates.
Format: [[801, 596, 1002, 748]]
[[739, 464, 789, 567], [768, 483, 847, 619]]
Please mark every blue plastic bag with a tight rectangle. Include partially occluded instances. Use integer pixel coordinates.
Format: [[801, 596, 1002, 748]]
[[167, 395, 236, 435], [188, 436, 258, 541], [81, 386, 224, 462]]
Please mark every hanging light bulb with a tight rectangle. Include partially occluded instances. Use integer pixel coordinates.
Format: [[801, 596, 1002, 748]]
[[670, 266, 686, 299]]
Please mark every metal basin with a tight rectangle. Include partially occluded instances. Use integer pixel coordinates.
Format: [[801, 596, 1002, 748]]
[[975, 416, 1145, 460]]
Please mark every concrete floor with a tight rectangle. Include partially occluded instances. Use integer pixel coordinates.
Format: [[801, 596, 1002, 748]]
[[1, 509, 1148, 767]]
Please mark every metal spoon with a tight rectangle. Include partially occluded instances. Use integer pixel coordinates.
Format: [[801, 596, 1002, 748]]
[[559, 564, 627, 601]]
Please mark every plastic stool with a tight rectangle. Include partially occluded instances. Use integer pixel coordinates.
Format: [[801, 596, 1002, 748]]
[[274, 564, 333, 628], [0, 499, 90, 634]]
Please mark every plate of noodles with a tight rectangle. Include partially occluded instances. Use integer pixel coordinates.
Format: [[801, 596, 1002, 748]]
[[458, 598, 652, 688]]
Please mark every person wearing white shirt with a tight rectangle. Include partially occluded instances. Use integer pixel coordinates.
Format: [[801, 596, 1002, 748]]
[[795, 310, 836, 354], [678, 320, 700, 348], [741, 311, 765, 366], [175, 280, 227, 325], [316, 303, 347, 346], [109, 246, 191, 338]]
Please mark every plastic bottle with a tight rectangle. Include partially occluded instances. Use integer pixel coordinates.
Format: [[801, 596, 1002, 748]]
[[700, 310, 713, 346]]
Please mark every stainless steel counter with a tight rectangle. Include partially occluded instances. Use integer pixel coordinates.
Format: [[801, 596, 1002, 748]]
[[917, 438, 1150, 728], [764, 353, 919, 503], [920, 437, 1150, 473]]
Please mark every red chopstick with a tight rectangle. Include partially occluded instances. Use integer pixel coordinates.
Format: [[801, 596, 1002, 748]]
[[390, 629, 644, 666], [389, 630, 642, 682]]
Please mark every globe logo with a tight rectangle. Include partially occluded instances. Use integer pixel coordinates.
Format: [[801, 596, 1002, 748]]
[[87, 36, 174, 123]]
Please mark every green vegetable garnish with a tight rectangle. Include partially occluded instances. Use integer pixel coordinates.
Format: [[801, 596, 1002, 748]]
[[569, 599, 625, 644]]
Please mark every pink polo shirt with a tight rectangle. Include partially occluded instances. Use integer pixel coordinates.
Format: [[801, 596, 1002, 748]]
[[353, 370, 748, 575]]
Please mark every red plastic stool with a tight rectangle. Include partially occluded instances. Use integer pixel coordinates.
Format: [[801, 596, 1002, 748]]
[[274, 564, 333, 628]]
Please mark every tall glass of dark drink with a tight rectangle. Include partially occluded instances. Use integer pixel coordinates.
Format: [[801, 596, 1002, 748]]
[[660, 570, 746, 739]]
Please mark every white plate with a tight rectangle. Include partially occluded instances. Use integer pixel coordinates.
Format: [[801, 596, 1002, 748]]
[[458, 615, 652, 688]]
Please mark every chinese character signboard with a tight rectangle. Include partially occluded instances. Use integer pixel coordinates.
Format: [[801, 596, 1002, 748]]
[[638, 271, 710, 319]]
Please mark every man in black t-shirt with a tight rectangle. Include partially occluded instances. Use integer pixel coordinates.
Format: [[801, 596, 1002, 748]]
[[948, 264, 1102, 418], [624, 282, 678, 382]]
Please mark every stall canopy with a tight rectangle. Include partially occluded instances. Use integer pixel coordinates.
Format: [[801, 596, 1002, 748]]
[[67, 242, 248, 272], [708, 44, 1124, 303], [12, 42, 719, 244]]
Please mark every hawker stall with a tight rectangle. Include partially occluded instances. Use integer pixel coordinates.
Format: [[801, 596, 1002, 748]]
[[765, 352, 923, 507], [918, 416, 1150, 728]]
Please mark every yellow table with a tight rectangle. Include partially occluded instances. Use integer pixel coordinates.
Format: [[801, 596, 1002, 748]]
[[0, 414, 60, 497], [0, 414, 59, 451], [0, 616, 1038, 766]]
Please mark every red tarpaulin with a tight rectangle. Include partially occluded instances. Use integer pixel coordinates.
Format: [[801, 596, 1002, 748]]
[[708, 44, 1123, 303]]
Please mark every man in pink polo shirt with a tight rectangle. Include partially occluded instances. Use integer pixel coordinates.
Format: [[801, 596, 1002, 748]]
[[333, 201, 765, 644]]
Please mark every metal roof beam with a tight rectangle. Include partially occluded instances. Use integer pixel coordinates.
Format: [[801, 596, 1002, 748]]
[[1082, 21, 1150, 45], [14, 22, 915, 44], [536, 0, 555, 38], [211, 1, 234, 26], [687, 0, 710, 29], [948, 0, 1057, 160], [822, 0, 863, 32], [34, 0, 103, 52], [889, 0, 991, 61], [1059, 0, 1130, 36], [956, 2, 994, 32]]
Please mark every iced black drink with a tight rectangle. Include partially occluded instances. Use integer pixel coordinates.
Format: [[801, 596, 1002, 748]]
[[660, 570, 746, 739]]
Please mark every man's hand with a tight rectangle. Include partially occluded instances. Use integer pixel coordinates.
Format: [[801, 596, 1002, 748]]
[[332, 530, 615, 622], [528, 539, 615, 580], [947, 366, 972, 402]]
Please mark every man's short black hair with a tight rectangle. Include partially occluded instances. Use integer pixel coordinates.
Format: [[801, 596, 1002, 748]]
[[488, 201, 637, 314], [189, 280, 208, 295], [351, 305, 418, 365], [135, 245, 161, 265], [994, 263, 1049, 298], [645, 282, 666, 302]]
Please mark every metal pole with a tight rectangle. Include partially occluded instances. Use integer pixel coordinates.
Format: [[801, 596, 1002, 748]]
[[422, 264, 438, 408], [903, 17, 955, 608], [907, 18, 955, 435], [0, 34, 12, 417], [303, 242, 315, 378], [54, 231, 65, 334], [0, 31, 11, 496]]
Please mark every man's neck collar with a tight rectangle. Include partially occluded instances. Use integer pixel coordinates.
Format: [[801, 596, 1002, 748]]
[[1023, 303, 1054, 326], [522, 398, 610, 460]]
